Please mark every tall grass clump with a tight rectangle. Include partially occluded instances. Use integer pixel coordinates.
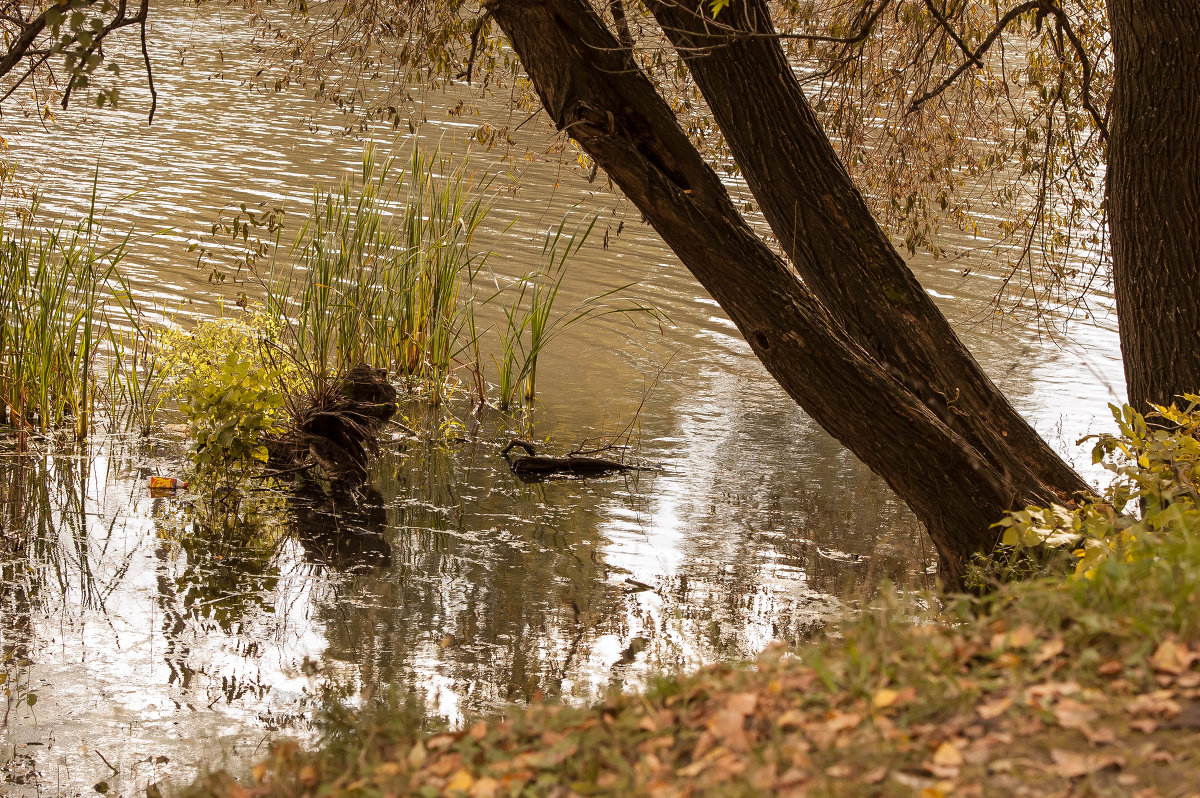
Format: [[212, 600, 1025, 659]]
[[264, 143, 492, 404], [0, 193, 144, 440]]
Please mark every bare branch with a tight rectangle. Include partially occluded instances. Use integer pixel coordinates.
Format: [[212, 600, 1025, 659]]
[[908, 0, 1042, 114]]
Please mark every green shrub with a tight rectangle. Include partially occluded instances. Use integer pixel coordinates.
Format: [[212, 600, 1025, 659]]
[[988, 395, 1200, 582]]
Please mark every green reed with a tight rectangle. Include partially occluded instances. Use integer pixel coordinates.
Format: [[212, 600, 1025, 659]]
[[265, 143, 492, 405], [0, 192, 138, 439], [493, 212, 653, 409]]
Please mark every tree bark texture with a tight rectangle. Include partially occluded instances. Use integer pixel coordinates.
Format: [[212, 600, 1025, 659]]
[[485, 0, 1088, 587], [1107, 0, 1200, 413]]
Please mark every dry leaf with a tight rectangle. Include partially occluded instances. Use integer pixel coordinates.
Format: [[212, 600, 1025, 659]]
[[825, 763, 855, 779], [469, 721, 488, 740], [707, 709, 750, 750], [873, 688, 900, 709], [976, 696, 1013, 720], [1129, 718, 1158, 734], [1050, 749, 1125, 779], [864, 765, 888, 784], [445, 769, 475, 793], [1035, 637, 1066, 664], [1128, 691, 1182, 718], [726, 692, 759, 716], [777, 710, 805, 730], [1052, 697, 1098, 731], [825, 711, 863, 733], [1151, 639, 1192, 675], [469, 777, 501, 798], [932, 742, 964, 768]]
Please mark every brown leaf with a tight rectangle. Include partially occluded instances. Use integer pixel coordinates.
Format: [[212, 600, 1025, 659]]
[[1151, 638, 1193, 675], [1129, 718, 1158, 734], [863, 765, 888, 784], [824, 762, 854, 779], [469, 721, 489, 740], [468, 777, 501, 798], [1034, 637, 1066, 664], [872, 688, 900, 709], [725, 692, 759, 716], [1024, 681, 1080, 706], [825, 711, 863, 733], [1050, 749, 1125, 779], [777, 710, 805, 730], [932, 742, 964, 768], [445, 769, 475, 793], [976, 696, 1013, 720], [707, 709, 750, 750], [1052, 697, 1098, 731], [1128, 691, 1182, 718]]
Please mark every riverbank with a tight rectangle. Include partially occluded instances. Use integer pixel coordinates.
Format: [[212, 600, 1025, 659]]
[[184, 521, 1200, 798]]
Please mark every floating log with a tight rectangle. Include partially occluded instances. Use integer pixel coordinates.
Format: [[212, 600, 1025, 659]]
[[501, 438, 647, 482]]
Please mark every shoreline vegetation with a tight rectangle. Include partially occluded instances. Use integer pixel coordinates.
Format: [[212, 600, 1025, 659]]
[[184, 517, 1200, 798]]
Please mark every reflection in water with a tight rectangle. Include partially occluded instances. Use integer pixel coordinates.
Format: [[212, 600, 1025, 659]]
[[0, 407, 919, 794]]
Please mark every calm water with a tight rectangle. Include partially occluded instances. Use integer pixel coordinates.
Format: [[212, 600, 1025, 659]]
[[0, 4, 1124, 795]]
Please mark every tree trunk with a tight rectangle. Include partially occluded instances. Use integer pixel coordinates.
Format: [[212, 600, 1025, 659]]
[[484, 0, 1085, 587], [645, 0, 1088, 503], [1107, 0, 1200, 413]]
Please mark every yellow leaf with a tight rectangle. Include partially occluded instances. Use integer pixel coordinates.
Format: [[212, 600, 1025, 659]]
[[872, 688, 900, 709], [932, 742, 963, 768], [446, 769, 475, 793]]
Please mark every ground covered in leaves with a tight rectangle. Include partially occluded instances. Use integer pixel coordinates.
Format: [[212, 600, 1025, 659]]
[[186, 530, 1200, 798]]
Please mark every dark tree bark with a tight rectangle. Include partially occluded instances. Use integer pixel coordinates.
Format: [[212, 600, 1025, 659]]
[[484, 0, 1089, 588], [645, 0, 1088, 502], [1107, 0, 1200, 413]]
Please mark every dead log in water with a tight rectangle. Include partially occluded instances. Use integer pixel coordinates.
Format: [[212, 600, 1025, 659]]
[[501, 438, 648, 482]]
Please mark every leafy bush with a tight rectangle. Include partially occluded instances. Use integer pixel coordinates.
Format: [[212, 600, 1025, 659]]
[[988, 395, 1200, 581], [160, 311, 290, 490]]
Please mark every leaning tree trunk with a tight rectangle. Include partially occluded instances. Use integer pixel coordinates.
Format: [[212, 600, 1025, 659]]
[[484, 0, 1087, 588], [645, 0, 1089, 502], [1107, 0, 1200, 413]]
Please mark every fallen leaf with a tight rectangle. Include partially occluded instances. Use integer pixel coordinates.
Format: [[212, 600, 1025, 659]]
[[445, 769, 475, 793], [1050, 749, 1125, 779], [1035, 637, 1066, 664], [707, 709, 750, 750], [1151, 639, 1192, 675], [1128, 691, 1182, 718], [1052, 697, 1098, 731], [873, 688, 900, 709], [825, 763, 855, 779], [863, 765, 888, 784], [777, 710, 805, 730], [469, 721, 488, 740], [408, 743, 427, 769], [469, 777, 500, 798], [991, 625, 1037, 651], [1129, 718, 1158, 734], [825, 711, 863, 733], [725, 692, 758, 716], [976, 696, 1013, 720], [932, 742, 964, 768]]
